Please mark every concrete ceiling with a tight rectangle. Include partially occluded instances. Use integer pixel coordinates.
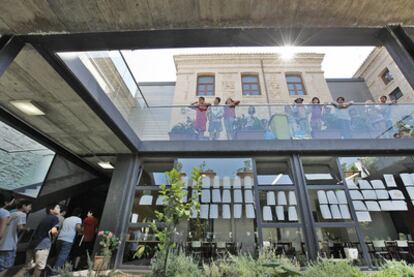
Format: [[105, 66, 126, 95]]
[[0, 0, 413, 35], [0, 45, 130, 160]]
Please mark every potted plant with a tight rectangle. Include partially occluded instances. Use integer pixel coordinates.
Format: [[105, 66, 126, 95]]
[[168, 116, 198, 140], [94, 230, 121, 271], [234, 114, 266, 140]]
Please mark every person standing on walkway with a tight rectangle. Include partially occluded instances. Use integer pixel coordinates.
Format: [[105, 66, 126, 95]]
[[0, 199, 32, 274], [223, 98, 240, 140], [15, 203, 60, 277], [53, 208, 82, 269]]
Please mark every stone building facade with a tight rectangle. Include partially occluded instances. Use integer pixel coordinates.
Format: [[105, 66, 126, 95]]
[[173, 53, 332, 105], [354, 47, 414, 102]]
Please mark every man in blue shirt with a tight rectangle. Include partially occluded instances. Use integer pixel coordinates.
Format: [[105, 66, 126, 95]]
[[54, 208, 82, 269]]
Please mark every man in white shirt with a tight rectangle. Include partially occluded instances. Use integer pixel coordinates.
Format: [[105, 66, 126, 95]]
[[0, 199, 31, 273], [53, 208, 82, 269], [0, 193, 13, 273]]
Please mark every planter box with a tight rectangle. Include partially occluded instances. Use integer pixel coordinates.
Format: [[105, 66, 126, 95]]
[[235, 130, 265, 140], [168, 132, 198, 141]]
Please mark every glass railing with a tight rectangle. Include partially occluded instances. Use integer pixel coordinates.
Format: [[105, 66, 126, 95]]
[[126, 103, 414, 141]]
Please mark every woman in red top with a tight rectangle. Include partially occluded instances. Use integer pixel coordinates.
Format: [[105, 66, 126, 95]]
[[82, 210, 98, 256], [224, 98, 240, 140], [191, 97, 211, 139]]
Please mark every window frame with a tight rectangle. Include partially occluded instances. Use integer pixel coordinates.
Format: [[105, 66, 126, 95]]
[[389, 87, 403, 100], [380, 68, 393, 85], [241, 74, 261, 96], [196, 74, 215, 96], [286, 74, 306, 96]]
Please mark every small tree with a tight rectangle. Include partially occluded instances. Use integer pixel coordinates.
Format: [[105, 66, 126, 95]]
[[147, 164, 202, 276]]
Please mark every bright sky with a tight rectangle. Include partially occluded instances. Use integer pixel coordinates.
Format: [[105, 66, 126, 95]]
[[122, 46, 374, 82]]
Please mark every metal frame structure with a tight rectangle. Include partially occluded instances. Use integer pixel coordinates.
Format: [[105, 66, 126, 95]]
[[0, 24, 414, 270]]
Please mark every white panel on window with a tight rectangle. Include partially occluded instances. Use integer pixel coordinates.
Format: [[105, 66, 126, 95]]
[[379, 200, 393, 211], [277, 191, 287, 205], [335, 190, 348, 204], [330, 205, 342, 219], [275, 206, 285, 221], [212, 189, 221, 203], [209, 204, 218, 219], [156, 195, 167, 206], [306, 173, 333, 180], [390, 200, 408, 211], [213, 176, 220, 188], [339, 204, 351, 219], [200, 204, 209, 219], [267, 191, 276, 205], [234, 189, 243, 203], [263, 206, 273, 221], [345, 179, 358, 189], [244, 190, 254, 203], [233, 204, 242, 219], [201, 189, 211, 203], [233, 177, 242, 189], [406, 187, 414, 199], [358, 180, 372, 189], [375, 190, 389, 200], [246, 204, 255, 218], [326, 191, 339, 204], [288, 206, 298, 221], [384, 174, 397, 187], [371, 180, 385, 189], [352, 201, 367, 211], [362, 190, 377, 200], [244, 176, 254, 189], [222, 190, 231, 203], [222, 204, 231, 219], [349, 190, 363, 200], [317, 190, 328, 204], [388, 190, 405, 200], [139, 195, 153, 205], [288, 191, 297, 205], [182, 190, 188, 203], [365, 201, 381, 211], [320, 205, 332, 219], [223, 176, 231, 188], [202, 176, 211, 188], [356, 211, 372, 222], [400, 173, 414, 186], [182, 176, 189, 189]]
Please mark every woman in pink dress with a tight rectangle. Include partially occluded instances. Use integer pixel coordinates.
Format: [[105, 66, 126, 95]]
[[191, 97, 211, 139]]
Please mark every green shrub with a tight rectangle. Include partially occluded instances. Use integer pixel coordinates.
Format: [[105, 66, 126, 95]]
[[372, 260, 414, 277], [149, 253, 202, 277], [203, 251, 300, 277], [302, 259, 364, 277]]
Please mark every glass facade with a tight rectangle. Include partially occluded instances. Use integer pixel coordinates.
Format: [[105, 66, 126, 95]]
[[0, 121, 55, 198], [118, 155, 414, 267]]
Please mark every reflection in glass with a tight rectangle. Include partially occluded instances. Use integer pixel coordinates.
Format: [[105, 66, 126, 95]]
[[316, 227, 364, 264], [262, 228, 307, 264], [339, 156, 414, 265], [0, 121, 55, 197]]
